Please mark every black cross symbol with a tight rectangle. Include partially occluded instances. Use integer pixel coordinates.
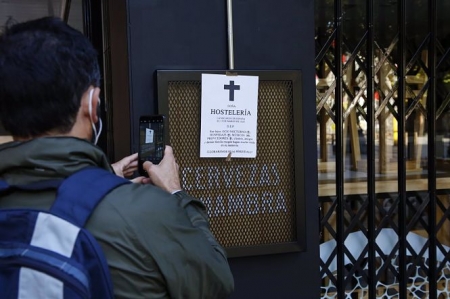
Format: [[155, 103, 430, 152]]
[[224, 81, 240, 101]]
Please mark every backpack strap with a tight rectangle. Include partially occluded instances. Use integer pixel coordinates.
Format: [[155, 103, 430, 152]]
[[50, 167, 131, 227], [0, 180, 7, 190]]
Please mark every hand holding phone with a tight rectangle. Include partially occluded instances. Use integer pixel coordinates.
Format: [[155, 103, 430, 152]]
[[138, 115, 166, 176], [143, 145, 182, 193]]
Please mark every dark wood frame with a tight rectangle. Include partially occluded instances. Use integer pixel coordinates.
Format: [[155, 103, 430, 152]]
[[0, 124, 8, 136]]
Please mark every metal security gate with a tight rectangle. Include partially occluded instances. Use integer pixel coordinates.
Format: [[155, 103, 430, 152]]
[[316, 0, 450, 298]]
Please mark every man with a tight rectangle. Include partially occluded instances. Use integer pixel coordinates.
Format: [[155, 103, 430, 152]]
[[0, 17, 234, 298]]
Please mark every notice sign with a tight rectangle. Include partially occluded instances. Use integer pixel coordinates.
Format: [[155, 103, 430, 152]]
[[145, 128, 154, 143], [200, 73, 259, 158]]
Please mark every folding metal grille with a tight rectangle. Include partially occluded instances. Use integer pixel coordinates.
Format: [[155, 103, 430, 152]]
[[316, 0, 450, 298], [157, 71, 304, 256]]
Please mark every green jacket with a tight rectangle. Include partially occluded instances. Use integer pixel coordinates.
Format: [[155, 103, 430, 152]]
[[0, 137, 234, 299]]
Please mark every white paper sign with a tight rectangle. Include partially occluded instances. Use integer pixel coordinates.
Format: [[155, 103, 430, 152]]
[[145, 128, 154, 143], [200, 73, 259, 158]]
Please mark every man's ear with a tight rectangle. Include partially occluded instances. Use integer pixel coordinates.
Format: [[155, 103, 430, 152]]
[[89, 87, 102, 123]]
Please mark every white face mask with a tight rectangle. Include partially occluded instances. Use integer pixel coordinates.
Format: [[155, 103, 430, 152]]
[[88, 88, 103, 145]]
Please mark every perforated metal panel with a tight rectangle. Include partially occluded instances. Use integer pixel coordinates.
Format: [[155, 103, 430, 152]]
[[157, 70, 305, 257]]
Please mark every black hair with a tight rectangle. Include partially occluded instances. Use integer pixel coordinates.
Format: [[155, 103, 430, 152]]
[[0, 16, 100, 137]]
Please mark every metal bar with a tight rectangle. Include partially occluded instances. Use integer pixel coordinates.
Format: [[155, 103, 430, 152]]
[[81, 0, 108, 151], [60, 0, 72, 22], [398, 0, 407, 297], [226, 0, 235, 70], [82, 0, 92, 38], [100, 0, 114, 161], [334, 0, 344, 297], [428, 0, 437, 297], [366, 0, 376, 298], [315, 29, 337, 64]]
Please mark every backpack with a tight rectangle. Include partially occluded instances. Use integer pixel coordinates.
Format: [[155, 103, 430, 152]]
[[0, 167, 130, 298]]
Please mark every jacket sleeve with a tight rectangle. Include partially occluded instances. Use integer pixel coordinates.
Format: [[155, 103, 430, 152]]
[[140, 189, 235, 299], [173, 190, 234, 298], [174, 190, 230, 261]]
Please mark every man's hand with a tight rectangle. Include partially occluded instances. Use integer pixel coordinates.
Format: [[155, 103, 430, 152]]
[[111, 153, 138, 178], [143, 145, 181, 193]]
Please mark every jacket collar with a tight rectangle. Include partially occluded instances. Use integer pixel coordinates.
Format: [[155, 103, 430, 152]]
[[0, 137, 113, 184]]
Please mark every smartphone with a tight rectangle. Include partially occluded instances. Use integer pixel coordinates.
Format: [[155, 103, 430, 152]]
[[138, 115, 166, 176]]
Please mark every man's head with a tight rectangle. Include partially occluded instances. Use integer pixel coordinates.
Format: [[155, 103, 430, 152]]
[[0, 17, 101, 139]]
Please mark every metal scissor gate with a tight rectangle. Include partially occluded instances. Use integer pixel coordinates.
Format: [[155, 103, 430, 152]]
[[316, 0, 450, 298]]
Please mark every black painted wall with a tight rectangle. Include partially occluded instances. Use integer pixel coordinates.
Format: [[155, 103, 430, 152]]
[[109, 0, 319, 297]]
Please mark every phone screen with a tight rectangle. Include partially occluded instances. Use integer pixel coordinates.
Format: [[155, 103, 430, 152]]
[[138, 115, 165, 175]]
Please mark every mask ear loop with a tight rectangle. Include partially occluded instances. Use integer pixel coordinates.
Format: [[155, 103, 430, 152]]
[[95, 103, 103, 145], [88, 89, 103, 145]]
